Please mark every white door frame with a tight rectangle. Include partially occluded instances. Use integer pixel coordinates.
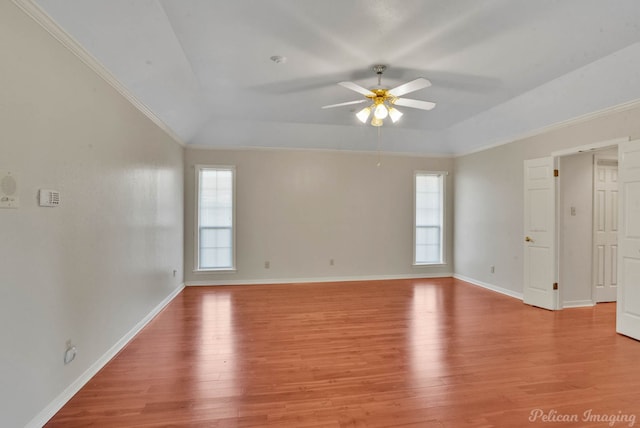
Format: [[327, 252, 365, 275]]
[[533, 137, 630, 310], [550, 138, 628, 158]]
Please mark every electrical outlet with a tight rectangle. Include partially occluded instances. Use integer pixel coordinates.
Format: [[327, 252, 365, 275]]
[[330, 259, 335, 266], [172, 269, 177, 277], [264, 261, 270, 269], [490, 265, 495, 274]]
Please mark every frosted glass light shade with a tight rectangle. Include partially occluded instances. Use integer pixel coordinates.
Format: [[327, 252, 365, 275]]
[[371, 117, 383, 127], [388, 107, 403, 123], [374, 103, 388, 119], [356, 106, 371, 123]]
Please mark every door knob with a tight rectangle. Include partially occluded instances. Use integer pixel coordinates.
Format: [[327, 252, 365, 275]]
[[525, 236, 534, 242]]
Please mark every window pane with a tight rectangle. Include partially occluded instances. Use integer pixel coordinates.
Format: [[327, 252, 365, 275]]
[[416, 206, 440, 226], [199, 228, 233, 269], [200, 228, 232, 249], [198, 167, 234, 269], [416, 244, 440, 264], [200, 207, 232, 227], [200, 170, 233, 228], [415, 173, 443, 264], [200, 248, 232, 269], [416, 226, 440, 245]]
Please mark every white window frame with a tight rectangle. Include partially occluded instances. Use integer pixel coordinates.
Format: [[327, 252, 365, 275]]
[[195, 165, 236, 272], [413, 171, 448, 266]]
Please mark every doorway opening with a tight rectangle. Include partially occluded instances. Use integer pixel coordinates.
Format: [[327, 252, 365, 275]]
[[558, 147, 618, 308], [523, 137, 627, 311], [526, 137, 640, 341]]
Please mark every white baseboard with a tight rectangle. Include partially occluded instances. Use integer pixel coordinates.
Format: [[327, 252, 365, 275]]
[[27, 283, 185, 428], [186, 272, 454, 287], [453, 274, 524, 300], [562, 300, 595, 308]]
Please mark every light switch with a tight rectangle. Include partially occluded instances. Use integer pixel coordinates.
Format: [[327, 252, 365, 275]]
[[39, 189, 61, 207]]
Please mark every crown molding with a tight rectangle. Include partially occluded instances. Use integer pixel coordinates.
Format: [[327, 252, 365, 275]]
[[185, 143, 455, 159], [454, 97, 640, 158], [11, 0, 185, 147]]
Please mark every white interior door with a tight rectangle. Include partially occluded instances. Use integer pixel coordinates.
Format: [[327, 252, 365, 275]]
[[593, 155, 619, 302], [617, 139, 640, 340], [523, 157, 557, 310]]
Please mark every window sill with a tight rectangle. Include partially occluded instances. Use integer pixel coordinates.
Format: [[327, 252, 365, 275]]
[[193, 268, 237, 274], [412, 262, 447, 267]]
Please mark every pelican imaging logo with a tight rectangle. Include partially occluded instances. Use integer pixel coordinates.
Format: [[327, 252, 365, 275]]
[[529, 409, 636, 426]]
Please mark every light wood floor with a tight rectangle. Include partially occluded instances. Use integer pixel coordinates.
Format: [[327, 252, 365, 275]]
[[46, 278, 640, 427]]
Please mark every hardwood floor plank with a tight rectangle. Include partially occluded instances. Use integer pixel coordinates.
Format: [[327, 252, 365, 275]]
[[45, 278, 640, 427]]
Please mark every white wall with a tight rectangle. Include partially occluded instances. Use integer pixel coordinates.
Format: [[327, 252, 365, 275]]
[[0, 2, 184, 426], [185, 148, 454, 284], [454, 103, 640, 297], [559, 152, 594, 307]]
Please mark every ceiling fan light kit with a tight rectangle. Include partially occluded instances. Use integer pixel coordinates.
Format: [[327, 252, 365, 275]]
[[388, 107, 403, 122], [374, 103, 388, 120], [356, 106, 371, 123], [323, 64, 436, 127]]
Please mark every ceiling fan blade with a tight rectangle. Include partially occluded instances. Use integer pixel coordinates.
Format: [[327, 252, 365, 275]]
[[388, 78, 432, 97], [321, 99, 368, 109], [338, 81, 375, 97], [393, 98, 436, 111]]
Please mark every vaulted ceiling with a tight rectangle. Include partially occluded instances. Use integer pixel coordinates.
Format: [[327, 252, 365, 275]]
[[32, 0, 640, 155]]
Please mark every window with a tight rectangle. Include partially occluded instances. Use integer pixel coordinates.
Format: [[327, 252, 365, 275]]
[[196, 166, 235, 271], [414, 172, 445, 265]]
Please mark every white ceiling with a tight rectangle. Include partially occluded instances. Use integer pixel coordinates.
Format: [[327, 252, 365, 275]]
[[32, 0, 640, 155]]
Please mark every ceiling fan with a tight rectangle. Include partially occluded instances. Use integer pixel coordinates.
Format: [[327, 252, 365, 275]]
[[322, 65, 436, 126]]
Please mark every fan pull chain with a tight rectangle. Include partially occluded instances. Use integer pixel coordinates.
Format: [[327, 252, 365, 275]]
[[376, 126, 382, 167]]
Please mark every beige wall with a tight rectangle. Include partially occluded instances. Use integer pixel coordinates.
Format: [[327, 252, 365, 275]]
[[6, 1, 640, 424], [454, 104, 640, 296], [185, 148, 454, 284], [0, 2, 184, 426]]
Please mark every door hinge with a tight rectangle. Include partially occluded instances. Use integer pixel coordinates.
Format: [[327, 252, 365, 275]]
[[554, 169, 559, 177], [553, 282, 558, 290]]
